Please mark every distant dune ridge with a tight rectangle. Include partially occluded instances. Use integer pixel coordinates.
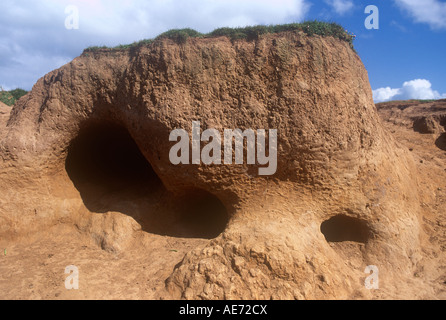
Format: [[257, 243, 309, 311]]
[[0, 25, 443, 299]]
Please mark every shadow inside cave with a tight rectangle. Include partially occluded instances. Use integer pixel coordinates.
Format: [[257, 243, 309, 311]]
[[65, 120, 228, 239], [435, 133, 446, 151], [320, 215, 371, 244]]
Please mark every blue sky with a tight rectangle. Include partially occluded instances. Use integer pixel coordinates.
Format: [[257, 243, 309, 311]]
[[0, 0, 445, 102]]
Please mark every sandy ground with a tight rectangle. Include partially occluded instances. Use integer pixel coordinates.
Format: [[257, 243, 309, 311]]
[[0, 223, 206, 299]]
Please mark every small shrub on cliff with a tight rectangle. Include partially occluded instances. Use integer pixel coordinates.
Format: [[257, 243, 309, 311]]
[[83, 45, 108, 52], [156, 28, 203, 44]]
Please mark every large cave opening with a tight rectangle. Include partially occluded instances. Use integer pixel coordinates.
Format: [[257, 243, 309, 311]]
[[65, 121, 160, 195], [65, 121, 228, 239]]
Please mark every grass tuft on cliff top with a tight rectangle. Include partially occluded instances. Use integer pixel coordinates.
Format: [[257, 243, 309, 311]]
[[83, 21, 356, 53]]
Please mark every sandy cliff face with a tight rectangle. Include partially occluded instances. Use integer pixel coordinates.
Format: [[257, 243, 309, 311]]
[[0, 32, 431, 299], [0, 102, 11, 141]]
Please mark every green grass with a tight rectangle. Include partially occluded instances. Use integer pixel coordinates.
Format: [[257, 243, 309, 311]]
[[83, 39, 155, 53], [0, 88, 28, 106], [209, 21, 355, 44], [156, 28, 203, 44], [83, 20, 356, 53]]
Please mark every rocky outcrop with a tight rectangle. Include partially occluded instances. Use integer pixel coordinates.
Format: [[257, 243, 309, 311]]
[[376, 99, 446, 134], [413, 116, 443, 134], [0, 31, 426, 299]]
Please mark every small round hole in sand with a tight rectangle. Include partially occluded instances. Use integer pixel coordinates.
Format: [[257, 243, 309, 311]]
[[320, 215, 370, 244]]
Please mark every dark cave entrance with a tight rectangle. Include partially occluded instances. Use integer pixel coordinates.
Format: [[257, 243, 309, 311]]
[[320, 215, 371, 244], [65, 121, 228, 239], [65, 122, 159, 194]]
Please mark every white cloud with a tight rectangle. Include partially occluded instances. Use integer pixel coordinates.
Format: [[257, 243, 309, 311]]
[[395, 0, 446, 29], [373, 87, 401, 103], [390, 20, 407, 32], [0, 0, 310, 90], [399, 79, 446, 100], [373, 79, 446, 103], [324, 0, 354, 15]]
